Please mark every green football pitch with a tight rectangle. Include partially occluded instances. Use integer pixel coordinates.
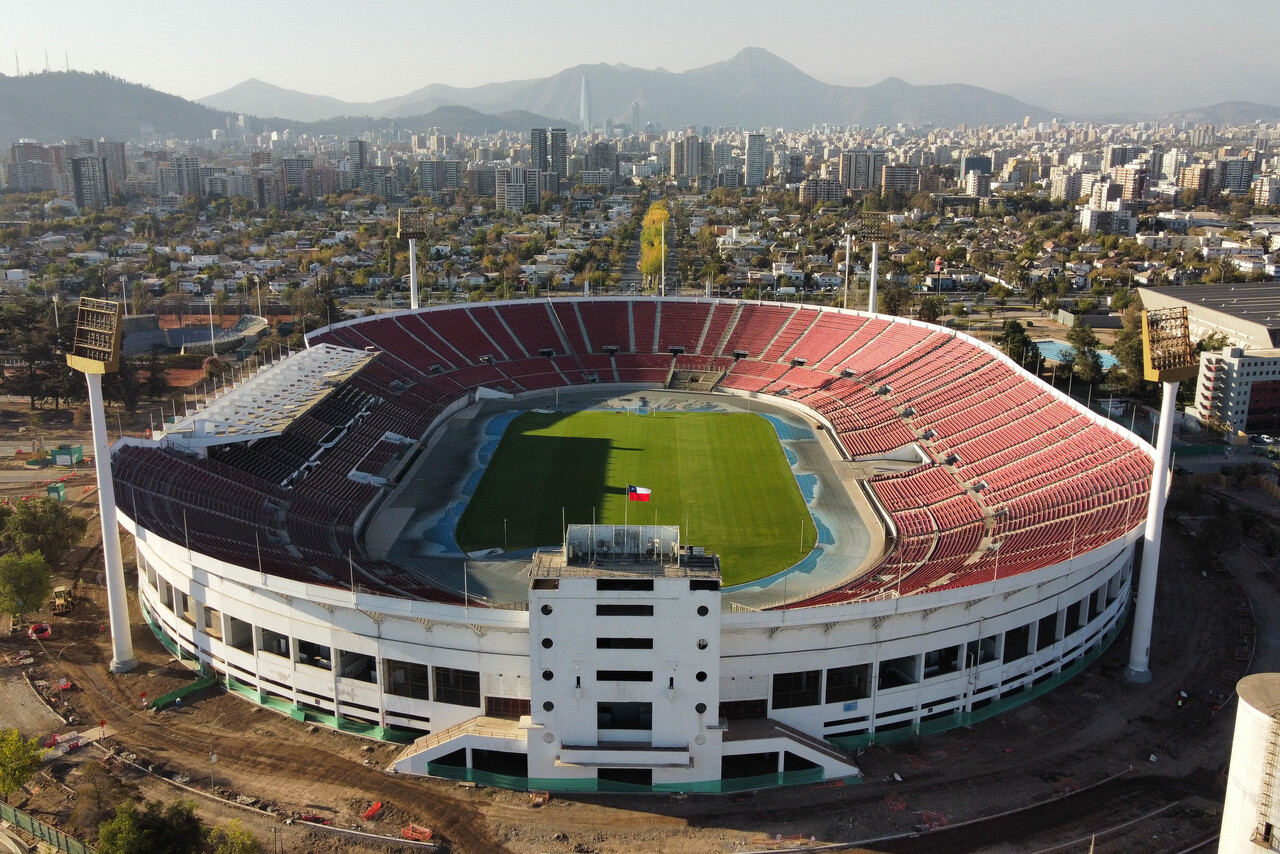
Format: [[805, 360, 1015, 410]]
[[455, 410, 817, 585]]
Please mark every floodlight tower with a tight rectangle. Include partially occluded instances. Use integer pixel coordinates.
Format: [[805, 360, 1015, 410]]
[[853, 213, 889, 313], [397, 209, 430, 310], [1125, 307, 1198, 683], [66, 298, 137, 673]]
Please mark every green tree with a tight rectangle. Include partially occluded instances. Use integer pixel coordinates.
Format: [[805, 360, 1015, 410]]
[[918, 295, 946, 324], [104, 357, 144, 414], [1, 497, 89, 564], [0, 552, 52, 616], [1198, 501, 1243, 558], [998, 319, 1040, 366], [877, 280, 912, 317], [97, 799, 204, 854], [1195, 330, 1231, 355], [0, 729, 45, 801], [0, 296, 59, 409], [1112, 298, 1148, 395], [143, 348, 170, 399], [1066, 317, 1105, 383], [207, 820, 262, 854], [70, 762, 129, 836]]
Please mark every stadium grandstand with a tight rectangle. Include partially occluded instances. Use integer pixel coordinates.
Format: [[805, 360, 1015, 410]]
[[113, 298, 1151, 793]]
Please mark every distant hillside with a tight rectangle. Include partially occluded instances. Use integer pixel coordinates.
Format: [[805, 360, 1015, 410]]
[[1158, 101, 1280, 126], [0, 70, 233, 143], [202, 47, 1056, 130], [198, 77, 355, 124], [0, 71, 570, 144]]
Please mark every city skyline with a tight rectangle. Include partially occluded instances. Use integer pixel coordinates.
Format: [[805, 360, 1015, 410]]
[[7, 0, 1280, 120]]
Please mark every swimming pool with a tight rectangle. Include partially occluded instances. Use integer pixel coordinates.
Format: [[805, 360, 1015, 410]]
[[1033, 339, 1119, 370]]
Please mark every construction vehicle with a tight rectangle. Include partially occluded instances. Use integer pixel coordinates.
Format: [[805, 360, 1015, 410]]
[[52, 586, 72, 615]]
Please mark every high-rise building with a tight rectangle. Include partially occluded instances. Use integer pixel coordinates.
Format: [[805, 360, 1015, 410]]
[[712, 141, 733, 174], [681, 134, 701, 177], [958, 153, 992, 182], [799, 176, 845, 204], [1179, 163, 1211, 199], [964, 170, 991, 198], [631, 102, 640, 133], [97, 140, 127, 197], [347, 139, 367, 188], [71, 156, 110, 211], [579, 77, 591, 133], [530, 128, 549, 173], [744, 133, 766, 187], [1114, 163, 1148, 201], [282, 157, 315, 193], [162, 155, 202, 199], [1104, 144, 1138, 170], [668, 140, 684, 178], [1253, 174, 1280, 207], [840, 148, 887, 191], [1219, 157, 1254, 194], [549, 128, 568, 178], [1190, 124, 1215, 149], [468, 164, 497, 198], [587, 141, 615, 173], [880, 164, 920, 197], [347, 139, 367, 167], [1049, 168, 1083, 202]]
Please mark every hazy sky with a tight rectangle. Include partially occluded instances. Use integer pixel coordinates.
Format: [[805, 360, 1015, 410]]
[[9, 0, 1280, 117]]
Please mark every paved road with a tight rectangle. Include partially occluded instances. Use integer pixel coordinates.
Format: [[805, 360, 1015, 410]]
[[619, 222, 643, 290]]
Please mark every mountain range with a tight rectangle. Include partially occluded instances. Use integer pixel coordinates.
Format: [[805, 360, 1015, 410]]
[[200, 48, 1055, 129], [2, 49, 1279, 148]]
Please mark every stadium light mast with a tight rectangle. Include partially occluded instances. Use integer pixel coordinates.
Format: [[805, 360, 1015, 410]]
[[398, 209, 430, 311], [66, 298, 137, 673], [854, 213, 888, 314], [1124, 307, 1197, 683]]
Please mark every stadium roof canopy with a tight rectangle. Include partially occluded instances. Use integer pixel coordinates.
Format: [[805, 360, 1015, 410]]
[[159, 342, 372, 449], [1139, 283, 1280, 349]]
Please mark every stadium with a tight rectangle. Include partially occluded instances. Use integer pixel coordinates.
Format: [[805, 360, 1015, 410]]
[[112, 297, 1152, 793]]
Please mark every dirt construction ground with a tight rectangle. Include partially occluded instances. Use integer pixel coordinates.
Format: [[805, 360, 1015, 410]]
[[0, 400, 1275, 853]]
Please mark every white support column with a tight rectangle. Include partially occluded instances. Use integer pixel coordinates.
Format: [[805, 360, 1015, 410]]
[[86, 372, 137, 673], [842, 233, 850, 311], [408, 237, 419, 310], [1125, 379, 1179, 683], [868, 242, 879, 314]]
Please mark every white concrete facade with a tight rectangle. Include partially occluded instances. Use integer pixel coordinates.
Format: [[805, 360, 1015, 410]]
[[126, 507, 1135, 791]]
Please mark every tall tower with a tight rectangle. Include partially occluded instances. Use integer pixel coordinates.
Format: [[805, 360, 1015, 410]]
[[549, 128, 568, 182], [631, 101, 640, 133], [530, 128, 549, 172], [744, 133, 766, 187], [580, 76, 591, 134], [71, 156, 110, 212]]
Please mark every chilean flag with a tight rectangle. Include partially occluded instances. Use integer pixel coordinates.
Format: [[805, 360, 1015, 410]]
[[627, 485, 652, 502]]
